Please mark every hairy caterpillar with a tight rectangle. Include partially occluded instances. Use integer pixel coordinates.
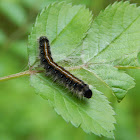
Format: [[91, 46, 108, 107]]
[[39, 36, 92, 98]]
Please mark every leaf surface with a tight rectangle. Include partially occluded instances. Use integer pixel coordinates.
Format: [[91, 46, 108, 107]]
[[30, 72, 116, 138], [87, 64, 135, 102], [82, 2, 140, 67], [28, 2, 92, 66]]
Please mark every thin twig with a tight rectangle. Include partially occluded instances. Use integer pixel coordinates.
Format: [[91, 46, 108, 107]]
[[0, 70, 43, 82], [115, 66, 140, 70]]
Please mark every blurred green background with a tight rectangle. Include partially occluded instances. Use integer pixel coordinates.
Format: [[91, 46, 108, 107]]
[[0, 0, 140, 140]]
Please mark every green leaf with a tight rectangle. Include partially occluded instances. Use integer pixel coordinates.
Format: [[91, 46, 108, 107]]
[[88, 64, 135, 102], [82, 1, 140, 67], [30, 73, 116, 138], [28, 2, 92, 66]]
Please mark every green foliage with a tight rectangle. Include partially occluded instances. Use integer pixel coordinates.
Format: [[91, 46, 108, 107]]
[[0, 0, 140, 139], [31, 74, 115, 138], [82, 2, 140, 67], [88, 64, 135, 102], [28, 1, 140, 139], [28, 2, 92, 66]]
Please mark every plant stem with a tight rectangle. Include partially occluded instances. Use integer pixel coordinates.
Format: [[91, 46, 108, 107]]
[[1, 65, 139, 82], [0, 70, 43, 82], [115, 66, 140, 70]]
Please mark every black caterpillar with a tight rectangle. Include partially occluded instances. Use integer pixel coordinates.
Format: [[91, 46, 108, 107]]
[[39, 36, 92, 98]]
